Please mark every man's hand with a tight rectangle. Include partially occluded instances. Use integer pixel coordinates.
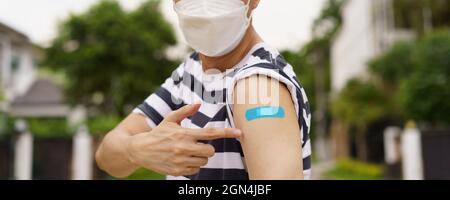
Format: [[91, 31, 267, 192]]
[[125, 104, 242, 176]]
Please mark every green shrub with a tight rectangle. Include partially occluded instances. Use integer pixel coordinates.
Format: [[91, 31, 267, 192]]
[[0, 117, 71, 139], [325, 159, 384, 180], [87, 115, 121, 137], [28, 118, 71, 139], [0, 114, 13, 139]]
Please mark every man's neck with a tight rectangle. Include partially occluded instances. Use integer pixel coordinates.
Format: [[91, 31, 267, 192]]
[[199, 26, 263, 73]]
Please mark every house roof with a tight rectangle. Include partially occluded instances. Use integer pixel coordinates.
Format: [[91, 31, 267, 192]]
[[9, 79, 69, 118], [0, 21, 31, 45], [12, 79, 65, 106]]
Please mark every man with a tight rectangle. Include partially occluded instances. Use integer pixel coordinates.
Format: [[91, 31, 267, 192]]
[[95, 0, 311, 180]]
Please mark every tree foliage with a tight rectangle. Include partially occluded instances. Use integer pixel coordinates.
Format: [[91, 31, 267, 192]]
[[44, 0, 178, 116], [331, 79, 387, 130], [368, 29, 450, 125], [398, 30, 450, 124], [281, 0, 345, 111], [369, 42, 416, 86]]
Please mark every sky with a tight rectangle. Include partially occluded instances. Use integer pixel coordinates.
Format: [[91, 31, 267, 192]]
[[0, 0, 326, 51]]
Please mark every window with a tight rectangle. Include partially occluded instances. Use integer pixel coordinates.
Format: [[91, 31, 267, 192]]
[[393, 0, 416, 29], [11, 55, 20, 72], [392, 0, 450, 31]]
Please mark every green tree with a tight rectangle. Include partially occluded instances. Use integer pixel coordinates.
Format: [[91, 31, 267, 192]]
[[281, 0, 345, 161], [281, 0, 345, 111], [331, 79, 387, 161], [399, 30, 450, 125], [368, 41, 417, 121], [369, 42, 416, 86], [369, 29, 450, 126], [44, 0, 178, 116]]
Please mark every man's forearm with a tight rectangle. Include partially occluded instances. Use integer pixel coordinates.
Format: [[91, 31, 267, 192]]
[[95, 129, 140, 178]]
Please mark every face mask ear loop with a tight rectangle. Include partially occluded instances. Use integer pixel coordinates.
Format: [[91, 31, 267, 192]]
[[245, 0, 254, 25]]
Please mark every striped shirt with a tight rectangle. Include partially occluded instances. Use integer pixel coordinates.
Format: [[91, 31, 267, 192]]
[[133, 43, 312, 180]]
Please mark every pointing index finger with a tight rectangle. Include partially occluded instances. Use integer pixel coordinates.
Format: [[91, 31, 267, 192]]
[[186, 128, 242, 141]]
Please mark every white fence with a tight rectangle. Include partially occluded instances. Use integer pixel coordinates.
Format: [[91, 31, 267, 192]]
[[384, 124, 424, 180], [11, 123, 94, 180]]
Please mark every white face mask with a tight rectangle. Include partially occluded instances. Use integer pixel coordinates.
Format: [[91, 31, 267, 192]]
[[175, 0, 253, 57]]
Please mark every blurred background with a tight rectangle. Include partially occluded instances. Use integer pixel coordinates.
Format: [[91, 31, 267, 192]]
[[0, 0, 449, 180]]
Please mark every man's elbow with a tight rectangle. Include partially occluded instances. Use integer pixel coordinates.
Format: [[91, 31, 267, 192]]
[[95, 143, 131, 179]]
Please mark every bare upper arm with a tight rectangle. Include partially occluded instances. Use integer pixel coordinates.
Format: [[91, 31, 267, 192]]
[[233, 75, 304, 180]]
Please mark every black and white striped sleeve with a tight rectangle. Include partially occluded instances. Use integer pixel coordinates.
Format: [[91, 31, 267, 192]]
[[132, 64, 185, 128]]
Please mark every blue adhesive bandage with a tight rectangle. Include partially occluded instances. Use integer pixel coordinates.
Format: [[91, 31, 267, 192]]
[[245, 106, 285, 121]]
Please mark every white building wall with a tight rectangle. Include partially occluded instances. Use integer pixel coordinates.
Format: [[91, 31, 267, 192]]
[[0, 35, 36, 101], [331, 0, 377, 92], [0, 34, 12, 97], [331, 0, 415, 93], [11, 45, 36, 98]]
